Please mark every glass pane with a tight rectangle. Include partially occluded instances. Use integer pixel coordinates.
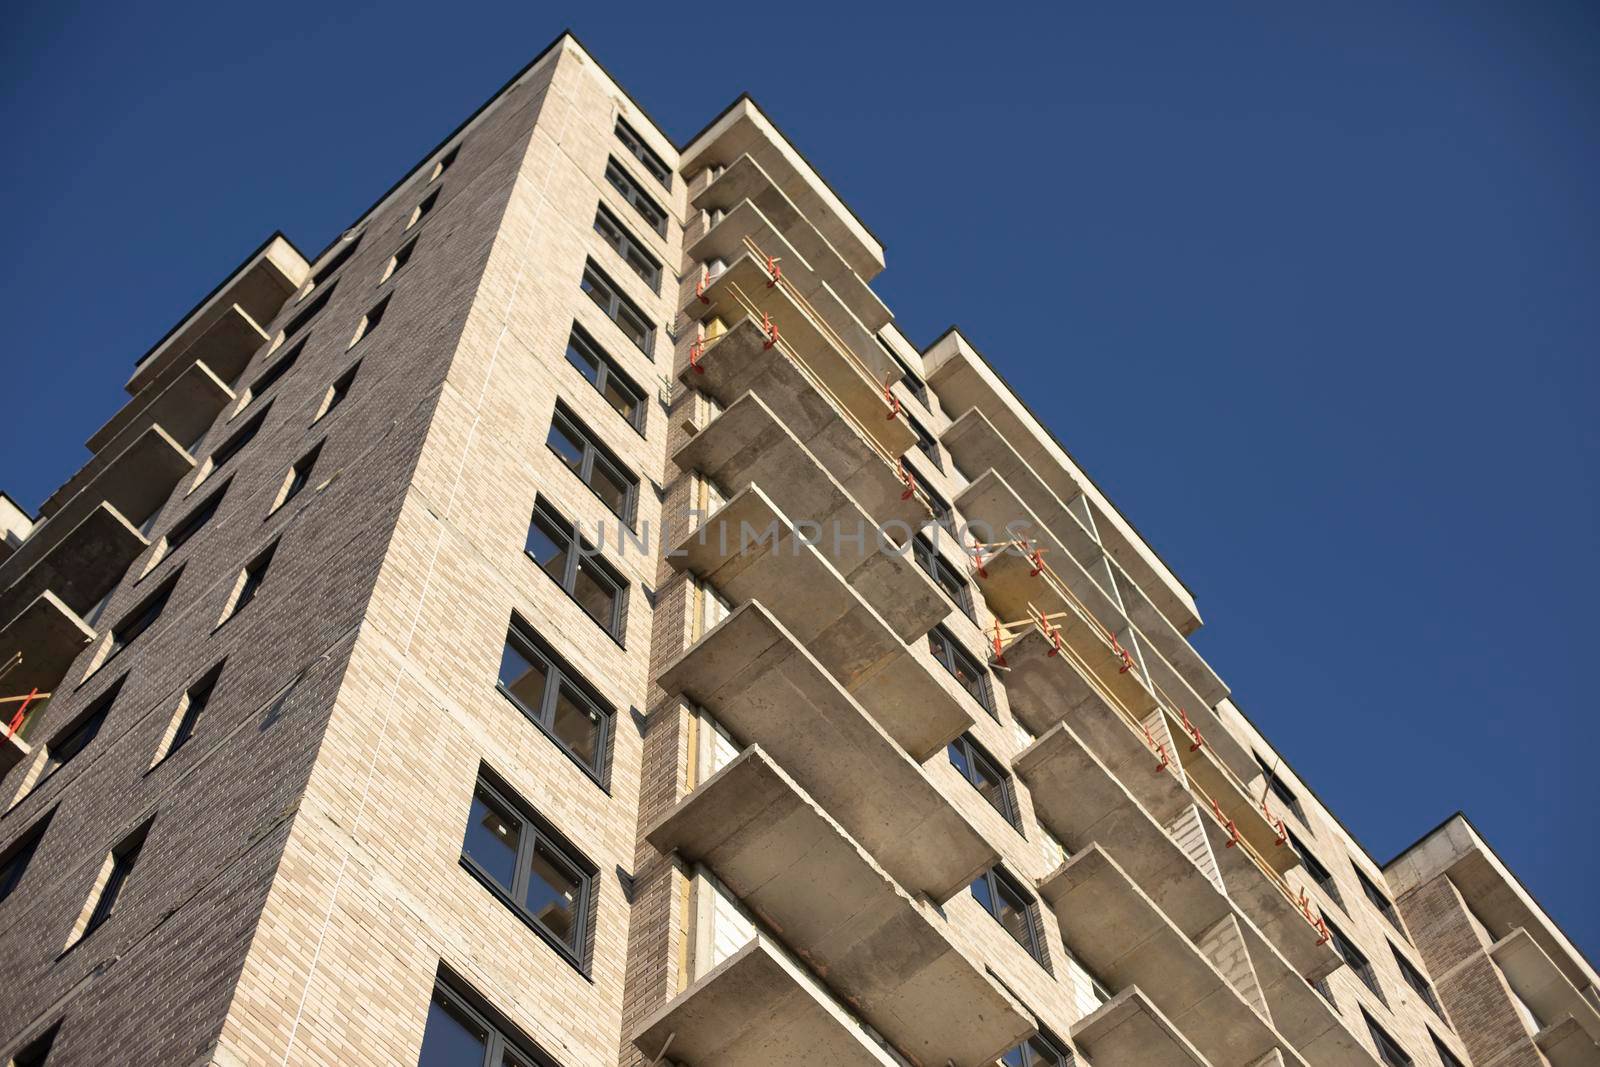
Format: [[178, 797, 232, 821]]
[[581, 271, 611, 314], [624, 247, 657, 286], [497, 640, 548, 717], [1000, 1045, 1028, 1067], [1023, 1035, 1064, 1066], [527, 839, 582, 949], [464, 790, 521, 891], [614, 303, 649, 350], [947, 741, 971, 782], [593, 212, 622, 246], [969, 873, 995, 916], [565, 339, 601, 384], [587, 458, 630, 519], [573, 559, 618, 632], [546, 420, 584, 473], [995, 877, 1032, 950], [525, 512, 570, 586], [419, 993, 488, 1067], [970, 753, 1010, 819], [602, 375, 638, 424], [552, 683, 602, 770]]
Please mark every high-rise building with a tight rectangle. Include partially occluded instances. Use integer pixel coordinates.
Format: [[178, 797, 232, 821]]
[[1, 30, 1593, 1067]]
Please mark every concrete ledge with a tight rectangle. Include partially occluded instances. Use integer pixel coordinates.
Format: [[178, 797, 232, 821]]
[[1534, 1014, 1600, 1067], [694, 153, 892, 335], [674, 392, 946, 641], [1233, 905, 1377, 1065], [0, 590, 95, 696], [1071, 987, 1215, 1067], [1043, 845, 1306, 1067], [686, 283, 917, 480], [671, 486, 972, 759], [650, 747, 1030, 1065], [1493, 928, 1600, 1047], [657, 603, 993, 901], [631, 936, 901, 1066], [0, 502, 147, 625], [1178, 738, 1298, 878], [86, 357, 235, 458]]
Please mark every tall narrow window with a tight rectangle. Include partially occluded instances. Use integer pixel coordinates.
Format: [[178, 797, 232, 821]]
[[460, 771, 596, 968], [580, 261, 654, 355], [429, 145, 459, 182], [593, 205, 662, 291], [0, 811, 52, 903], [565, 326, 645, 432], [912, 534, 973, 619], [157, 480, 228, 564], [221, 541, 278, 624], [70, 821, 151, 947], [1391, 944, 1443, 1018], [407, 188, 439, 230], [152, 663, 223, 765], [614, 118, 670, 187], [546, 404, 638, 524], [281, 282, 335, 340], [8, 1024, 59, 1067], [1253, 751, 1307, 823], [924, 484, 957, 535], [310, 233, 362, 288], [1327, 919, 1386, 1003], [272, 442, 323, 513], [240, 337, 305, 407], [1430, 1033, 1466, 1067], [417, 976, 559, 1067], [496, 621, 613, 782], [43, 680, 124, 780], [1287, 829, 1343, 908], [348, 292, 391, 348], [603, 158, 667, 235], [206, 403, 271, 475], [1362, 1008, 1413, 1067], [879, 336, 930, 408], [971, 865, 1051, 971], [1354, 863, 1407, 939], [929, 625, 992, 715], [106, 574, 180, 661], [380, 236, 418, 283], [315, 360, 360, 423], [906, 410, 943, 471], [524, 498, 627, 640], [948, 734, 1019, 829]]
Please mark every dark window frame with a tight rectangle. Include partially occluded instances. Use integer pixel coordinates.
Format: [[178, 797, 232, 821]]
[[278, 441, 323, 511], [912, 534, 974, 620], [162, 480, 228, 559], [929, 624, 993, 716], [496, 619, 614, 787], [1287, 828, 1343, 909], [458, 768, 598, 973], [923, 483, 957, 536], [319, 359, 361, 421], [948, 733, 1020, 830], [581, 259, 655, 356], [1361, 1007, 1413, 1067], [603, 156, 667, 235], [905, 409, 943, 471], [159, 662, 223, 762], [227, 540, 279, 621], [0, 810, 54, 904], [1002, 1029, 1072, 1067], [1390, 943, 1443, 1018], [281, 282, 336, 340], [878, 336, 930, 408], [1327, 918, 1387, 1004], [419, 970, 562, 1067], [593, 203, 662, 292], [107, 573, 181, 661], [525, 497, 629, 642], [209, 402, 271, 472], [614, 118, 671, 187], [1430, 1032, 1466, 1067], [1254, 751, 1307, 823], [310, 233, 362, 288], [80, 820, 152, 941], [565, 325, 647, 435], [350, 292, 392, 348], [547, 403, 639, 527], [971, 865, 1052, 972], [1354, 863, 1408, 939], [245, 337, 305, 401]]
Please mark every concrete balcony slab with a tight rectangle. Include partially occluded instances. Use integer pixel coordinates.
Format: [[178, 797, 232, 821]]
[[631, 936, 902, 1067], [0, 502, 147, 626], [1535, 1015, 1600, 1067], [1178, 737, 1299, 878], [86, 357, 235, 459], [657, 604, 993, 901], [695, 153, 892, 336], [670, 486, 973, 760], [649, 747, 1031, 1066], [0, 591, 95, 696], [1234, 907, 1378, 1066], [674, 392, 945, 641], [1070, 988, 1215, 1067], [688, 262, 915, 468], [1493, 928, 1600, 1048], [1042, 845, 1306, 1067]]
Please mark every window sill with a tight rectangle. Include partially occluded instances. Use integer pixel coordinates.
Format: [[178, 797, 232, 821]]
[[458, 856, 594, 982]]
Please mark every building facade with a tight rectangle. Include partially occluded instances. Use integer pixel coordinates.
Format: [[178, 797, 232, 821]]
[[1, 31, 1594, 1067]]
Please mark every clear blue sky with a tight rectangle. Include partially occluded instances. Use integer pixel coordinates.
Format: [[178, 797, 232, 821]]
[[4, 3, 1596, 955]]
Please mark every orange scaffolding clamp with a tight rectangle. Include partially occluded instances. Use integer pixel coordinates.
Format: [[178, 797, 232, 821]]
[[1211, 797, 1243, 849], [1109, 633, 1136, 674], [969, 538, 989, 579], [1177, 707, 1206, 752], [1027, 543, 1048, 577], [3, 688, 45, 742], [688, 337, 707, 374], [991, 619, 1008, 667], [1141, 722, 1171, 774], [1033, 606, 1064, 658], [1298, 891, 1333, 945], [764, 254, 782, 287], [760, 312, 780, 350], [695, 267, 711, 304], [882, 372, 902, 420], [896, 458, 917, 500], [1262, 801, 1289, 846]]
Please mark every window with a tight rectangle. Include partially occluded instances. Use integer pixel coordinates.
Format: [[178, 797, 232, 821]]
[[0, 812, 52, 904], [272, 442, 323, 513], [281, 282, 335, 340], [593, 204, 662, 291], [912, 534, 973, 619], [1354, 864, 1407, 938], [315, 360, 360, 422], [1430, 1032, 1466, 1067], [311, 234, 362, 290], [74, 821, 151, 944], [208, 403, 270, 473], [380, 236, 418, 283], [906, 410, 943, 471], [878, 336, 929, 408], [496, 622, 613, 781], [580, 260, 654, 355], [348, 292, 391, 348], [460, 772, 596, 967], [1001, 1031, 1071, 1067], [525, 499, 627, 640], [153, 663, 222, 764], [565, 326, 645, 432], [614, 118, 670, 187], [9, 1024, 59, 1067], [1287, 829, 1343, 908], [929, 625, 992, 715], [429, 144, 459, 182], [924, 483, 957, 535], [407, 188, 439, 230], [971, 865, 1051, 970], [1253, 751, 1306, 823], [603, 157, 667, 235], [107, 574, 180, 660], [546, 404, 638, 524], [1327, 919, 1386, 1003], [222, 542, 278, 623], [42, 681, 122, 781], [1362, 1008, 1413, 1067], [243, 338, 304, 402], [418, 975, 558, 1067], [160, 481, 227, 559], [1391, 944, 1443, 1017], [948, 734, 1019, 829]]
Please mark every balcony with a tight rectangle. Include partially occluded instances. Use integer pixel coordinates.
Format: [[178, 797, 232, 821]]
[[923, 329, 1201, 635], [669, 486, 974, 759], [682, 97, 885, 282], [125, 232, 305, 396], [0, 502, 147, 629], [1042, 845, 1307, 1067], [657, 603, 993, 899], [79, 357, 235, 472], [1070, 988, 1213, 1067], [674, 392, 946, 640], [1, 494, 30, 565], [947, 411, 1226, 703], [631, 936, 903, 1067], [1232, 902, 1375, 1066], [4, 425, 193, 582], [648, 746, 1032, 1065], [1492, 928, 1600, 1060], [694, 152, 891, 335], [0, 591, 95, 698]]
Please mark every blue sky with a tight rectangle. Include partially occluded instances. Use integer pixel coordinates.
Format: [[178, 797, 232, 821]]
[[4, 3, 1596, 955]]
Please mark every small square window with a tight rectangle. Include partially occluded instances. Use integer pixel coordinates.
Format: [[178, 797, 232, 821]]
[[496, 621, 613, 783]]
